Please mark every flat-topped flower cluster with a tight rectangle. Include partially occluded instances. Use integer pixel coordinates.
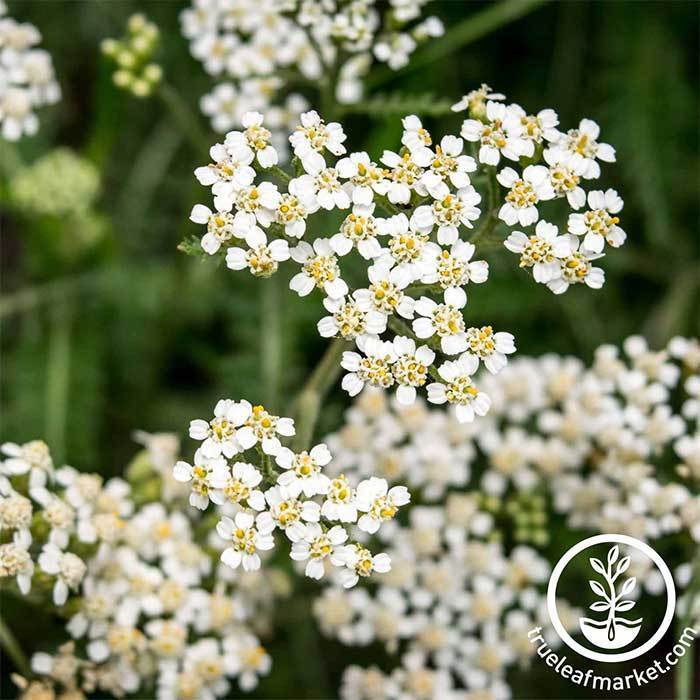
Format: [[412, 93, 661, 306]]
[[0, 1, 60, 141], [179, 398, 409, 588], [0, 435, 285, 697], [188, 87, 626, 420], [181, 0, 444, 140], [320, 335, 700, 699]]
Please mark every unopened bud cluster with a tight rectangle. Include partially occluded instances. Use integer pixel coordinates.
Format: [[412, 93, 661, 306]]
[[100, 13, 162, 98]]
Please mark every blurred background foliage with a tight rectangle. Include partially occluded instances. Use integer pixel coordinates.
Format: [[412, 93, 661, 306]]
[[0, 1, 698, 698]]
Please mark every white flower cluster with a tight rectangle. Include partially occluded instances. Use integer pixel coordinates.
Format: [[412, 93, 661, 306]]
[[0, 1, 60, 140], [188, 97, 626, 420], [319, 511, 558, 700], [320, 335, 700, 699], [178, 398, 409, 587], [453, 85, 625, 294], [1, 435, 286, 697], [180, 0, 443, 140]]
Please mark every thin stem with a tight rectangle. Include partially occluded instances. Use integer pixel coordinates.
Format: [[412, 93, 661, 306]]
[[0, 614, 30, 678], [261, 275, 283, 412], [676, 552, 700, 700], [45, 300, 73, 465], [269, 165, 292, 184], [366, 0, 550, 89], [471, 167, 501, 245], [157, 81, 211, 155], [292, 338, 348, 451]]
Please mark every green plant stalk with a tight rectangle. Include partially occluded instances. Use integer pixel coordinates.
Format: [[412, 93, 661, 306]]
[[261, 274, 283, 412], [366, 0, 550, 89], [676, 552, 700, 700], [0, 614, 30, 678], [292, 338, 348, 451], [45, 300, 73, 465], [157, 81, 211, 155]]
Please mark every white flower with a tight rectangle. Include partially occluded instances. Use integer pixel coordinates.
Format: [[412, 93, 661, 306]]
[[336, 151, 389, 205], [1, 440, 53, 487], [421, 240, 488, 289], [274, 177, 319, 238], [0, 542, 33, 594], [219, 461, 266, 510], [318, 296, 387, 340], [233, 182, 281, 228], [261, 485, 320, 534], [172, 449, 229, 510], [451, 84, 506, 113], [331, 203, 383, 259], [381, 147, 431, 204], [189, 200, 240, 255], [355, 477, 410, 534], [275, 444, 332, 498], [225, 111, 278, 168], [226, 227, 290, 277], [382, 213, 432, 281], [391, 336, 435, 405], [548, 118, 615, 179], [504, 220, 572, 284], [289, 110, 347, 171], [427, 354, 492, 422], [288, 522, 348, 579], [420, 135, 476, 197], [321, 474, 358, 523], [353, 262, 415, 319], [547, 237, 605, 295], [401, 114, 433, 151], [567, 189, 625, 253], [508, 104, 560, 154], [460, 101, 525, 165], [464, 326, 516, 374], [236, 404, 295, 456], [413, 287, 468, 355], [290, 238, 348, 298], [413, 186, 481, 245], [223, 633, 271, 691], [294, 165, 351, 210], [336, 543, 391, 588], [217, 511, 275, 572], [199, 82, 243, 133], [194, 142, 255, 200], [544, 150, 587, 209], [38, 543, 86, 605], [189, 399, 252, 458], [341, 336, 397, 397], [496, 165, 554, 227]]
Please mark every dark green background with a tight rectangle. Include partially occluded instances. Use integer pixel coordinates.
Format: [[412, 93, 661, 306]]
[[1, 1, 698, 698]]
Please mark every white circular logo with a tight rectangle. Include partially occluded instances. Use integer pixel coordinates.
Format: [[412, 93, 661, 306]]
[[547, 534, 676, 663]]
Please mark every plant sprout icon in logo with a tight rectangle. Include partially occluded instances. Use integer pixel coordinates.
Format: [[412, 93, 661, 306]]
[[547, 534, 676, 663], [579, 545, 643, 650]]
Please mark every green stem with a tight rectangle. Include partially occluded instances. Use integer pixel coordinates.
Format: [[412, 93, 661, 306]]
[[366, 0, 550, 89], [269, 165, 292, 184], [157, 81, 211, 155], [471, 167, 501, 245], [676, 553, 700, 700], [292, 338, 348, 451], [0, 614, 30, 678], [45, 300, 73, 465], [261, 275, 283, 412]]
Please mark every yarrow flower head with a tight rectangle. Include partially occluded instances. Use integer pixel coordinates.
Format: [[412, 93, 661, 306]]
[[185, 91, 626, 418]]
